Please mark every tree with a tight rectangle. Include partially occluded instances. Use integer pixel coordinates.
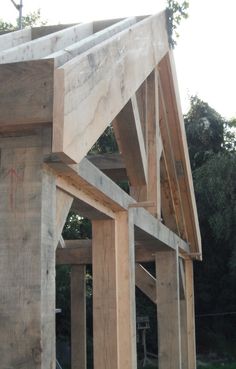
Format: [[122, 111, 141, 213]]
[[0, 9, 47, 32], [166, 0, 189, 48], [185, 97, 236, 357]]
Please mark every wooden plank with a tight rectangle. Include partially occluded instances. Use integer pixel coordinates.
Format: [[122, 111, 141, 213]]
[[46, 17, 137, 67], [92, 219, 119, 369], [116, 211, 137, 369], [179, 258, 186, 300], [185, 259, 196, 369], [87, 153, 127, 181], [49, 159, 190, 254], [135, 264, 156, 303], [0, 23, 93, 63], [0, 28, 31, 52], [71, 265, 87, 369], [0, 130, 56, 368], [56, 240, 158, 265], [113, 96, 147, 186], [159, 77, 187, 241], [0, 59, 54, 129], [160, 152, 179, 234], [56, 187, 73, 244], [47, 157, 135, 213], [56, 176, 116, 220], [132, 207, 190, 255], [158, 52, 202, 256], [52, 11, 169, 163], [146, 70, 162, 217], [155, 250, 181, 369], [31, 24, 76, 39]]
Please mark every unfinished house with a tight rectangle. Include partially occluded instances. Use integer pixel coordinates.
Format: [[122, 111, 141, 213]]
[[0, 10, 201, 369]]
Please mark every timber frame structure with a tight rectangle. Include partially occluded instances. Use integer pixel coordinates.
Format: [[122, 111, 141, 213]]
[[0, 11, 201, 369]]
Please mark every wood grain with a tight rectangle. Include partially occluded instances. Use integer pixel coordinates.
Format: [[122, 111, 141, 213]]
[[52, 11, 169, 163]]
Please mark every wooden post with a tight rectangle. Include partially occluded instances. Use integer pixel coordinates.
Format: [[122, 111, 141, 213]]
[[0, 130, 56, 368], [185, 259, 196, 369], [71, 265, 87, 369], [155, 249, 182, 369], [116, 211, 137, 369], [92, 211, 137, 369]]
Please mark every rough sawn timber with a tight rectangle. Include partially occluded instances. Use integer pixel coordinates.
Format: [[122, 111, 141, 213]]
[[53, 10, 169, 163]]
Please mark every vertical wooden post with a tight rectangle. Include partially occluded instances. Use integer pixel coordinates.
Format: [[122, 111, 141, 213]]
[[92, 211, 137, 369], [0, 130, 56, 368], [155, 249, 182, 369], [92, 218, 119, 369], [185, 259, 196, 369], [116, 211, 137, 369], [71, 265, 87, 369]]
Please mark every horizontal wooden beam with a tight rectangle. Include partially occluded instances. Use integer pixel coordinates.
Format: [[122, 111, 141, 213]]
[[0, 23, 93, 63], [52, 11, 169, 163], [47, 157, 135, 213], [56, 239, 159, 264], [132, 207, 190, 254], [46, 17, 137, 67], [0, 59, 54, 129], [87, 153, 127, 181], [0, 28, 31, 52], [48, 158, 190, 254]]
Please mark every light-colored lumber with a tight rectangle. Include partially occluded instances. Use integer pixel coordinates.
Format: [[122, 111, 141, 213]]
[[56, 240, 158, 265], [135, 264, 156, 303], [46, 17, 137, 67], [0, 23, 93, 63], [0, 28, 31, 52], [146, 70, 162, 217], [71, 265, 87, 369], [92, 213, 137, 369], [185, 259, 196, 369], [52, 11, 168, 163], [31, 24, 76, 39], [56, 176, 116, 220], [160, 152, 179, 234], [49, 158, 191, 255], [179, 258, 186, 300], [0, 59, 54, 129], [56, 187, 73, 245], [0, 129, 56, 368], [159, 77, 187, 240], [48, 157, 135, 213], [87, 153, 127, 181], [113, 96, 147, 186], [158, 52, 202, 257], [116, 211, 137, 369], [92, 218, 119, 369], [132, 207, 190, 254], [156, 250, 182, 369]]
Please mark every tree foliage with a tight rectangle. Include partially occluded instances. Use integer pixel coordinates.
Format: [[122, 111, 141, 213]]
[[0, 9, 47, 32], [185, 97, 236, 357], [166, 0, 189, 48]]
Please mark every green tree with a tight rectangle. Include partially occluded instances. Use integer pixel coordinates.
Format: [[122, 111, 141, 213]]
[[185, 97, 236, 357], [166, 0, 189, 48], [0, 9, 47, 32]]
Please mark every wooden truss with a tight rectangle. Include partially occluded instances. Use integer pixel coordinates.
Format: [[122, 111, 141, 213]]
[[0, 12, 201, 369]]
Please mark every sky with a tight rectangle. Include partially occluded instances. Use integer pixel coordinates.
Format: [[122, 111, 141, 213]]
[[1, 0, 236, 119]]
